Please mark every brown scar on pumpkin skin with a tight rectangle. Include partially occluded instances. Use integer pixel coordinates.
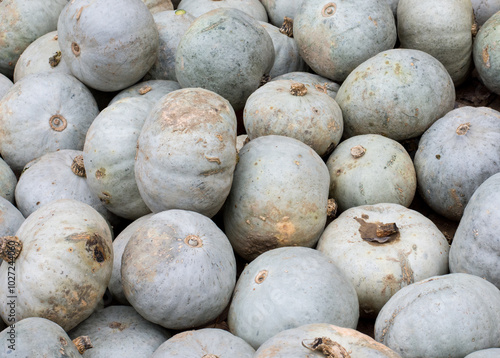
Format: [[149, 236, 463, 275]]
[[483, 46, 491, 68], [66, 232, 109, 263], [109, 321, 130, 331]]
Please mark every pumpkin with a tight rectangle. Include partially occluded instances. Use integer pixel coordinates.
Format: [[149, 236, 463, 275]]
[[147, 10, 195, 82], [471, 0, 500, 26], [68, 305, 171, 357], [0, 199, 113, 331], [473, 10, 500, 95], [109, 79, 181, 105], [135, 88, 237, 217], [177, 0, 268, 21], [243, 80, 343, 157], [326, 134, 416, 212], [413, 106, 500, 221], [143, 0, 174, 13], [151, 328, 255, 357], [0, 72, 98, 174], [260, 0, 302, 27], [254, 323, 401, 357], [121, 209, 236, 330], [0, 74, 13, 99], [175, 7, 275, 111], [228, 246, 359, 349], [223, 135, 330, 261], [0, 317, 92, 357], [0, 196, 24, 237], [13, 31, 71, 83], [57, 0, 159, 91], [335, 48, 455, 141], [449, 172, 500, 289], [84, 97, 153, 221], [293, 0, 397, 82], [0, 0, 68, 77], [397, 0, 474, 85], [374, 273, 500, 357], [271, 71, 340, 99], [465, 348, 500, 358], [317, 203, 449, 317], [0, 157, 16, 203]]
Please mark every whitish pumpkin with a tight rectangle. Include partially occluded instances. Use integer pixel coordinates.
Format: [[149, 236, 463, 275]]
[[175, 8, 275, 111], [397, 0, 474, 85], [326, 134, 416, 212], [414, 106, 500, 221], [68, 305, 171, 357], [375, 273, 500, 357], [223, 135, 330, 261], [0, 199, 113, 331], [151, 328, 255, 357], [121, 210, 236, 330], [109, 79, 181, 105], [293, 0, 397, 82], [135, 88, 237, 217], [177, 0, 268, 21], [228, 247, 359, 349], [0, 157, 16, 203], [473, 10, 500, 95], [57, 0, 159, 91], [0, 72, 98, 173], [449, 172, 500, 289], [317, 203, 449, 317], [0, 196, 24, 237], [255, 323, 401, 357], [335, 49, 455, 141]]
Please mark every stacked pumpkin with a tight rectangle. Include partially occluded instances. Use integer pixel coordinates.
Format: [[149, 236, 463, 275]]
[[0, 0, 500, 357]]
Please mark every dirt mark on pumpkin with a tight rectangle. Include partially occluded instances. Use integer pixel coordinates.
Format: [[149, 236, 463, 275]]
[[66, 232, 110, 264]]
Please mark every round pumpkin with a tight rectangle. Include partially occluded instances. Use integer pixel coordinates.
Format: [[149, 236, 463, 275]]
[[228, 246, 359, 349], [0, 199, 113, 331], [0, 157, 16, 203], [471, 0, 500, 26], [177, 0, 268, 21], [374, 273, 500, 357], [223, 135, 330, 261], [449, 172, 500, 289], [473, 10, 500, 95], [57, 0, 159, 91], [109, 79, 181, 105], [0, 196, 24, 238]]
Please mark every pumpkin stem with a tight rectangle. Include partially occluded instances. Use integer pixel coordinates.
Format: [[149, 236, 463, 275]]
[[175, 9, 187, 15], [139, 85, 152, 95], [354, 217, 400, 244], [279, 17, 294, 37], [259, 74, 271, 87], [302, 337, 351, 357], [49, 114, 68, 132], [71, 42, 81, 57], [456, 122, 470, 136], [0, 236, 23, 262], [290, 83, 307, 96], [350, 145, 366, 158], [184, 235, 203, 248], [49, 51, 62, 67], [471, 12, 478, 37], [71, 155, 87, 178], [327, 198, 338, 219], [72, 336, 93, 354], [255, 270, 268, 284]]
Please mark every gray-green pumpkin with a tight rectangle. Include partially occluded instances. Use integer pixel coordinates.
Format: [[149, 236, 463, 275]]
[[243, 80, 343, 157], [335, 48, 455, 141], [175, 8, 275, 111], [397, 0, 474, 85], [57, 0, 159, 91], [473, 10, 500, 95], [68, 305, 171, 357], [317, 203, 449, 318], [121, 210, 236, 330], [223, 135, 330, 261], [326, 134, 416, 212], [177, 0, 268, 21], [228, 246, 359, 349], [293, 0, 397, 82], [449, 172, 500, 289], [135, 88, 237, 217], [414, 106, 500, 221], [151, 328, 255, 357], [260, 0, 303, 27], [374, 273, 500, 357], [0, 157, 16, 203]]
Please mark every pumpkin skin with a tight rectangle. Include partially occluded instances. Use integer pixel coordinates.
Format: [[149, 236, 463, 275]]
[[374, 273, 500, 357], [397, 0, 474, 85], [175, 8, 275, 111], [471, 0, 500, 25], [473, 10, 500, 95], [13, 31, 71, 83], [57, 0, 159, 91], [0, 0, 68, 77], [177, 0, 268, 21], [143, 0, 174, 13], [317, 203, 449, 318], [414, 106, 500, 221], [449, 172, 500, 289], [465, 348, 500, 358], [151, 328, 255, 357], [0, 72, 99, 174], [0, 196, 24, 237], [0, 74, 13, 99], [326, 134, 416, 212], [135, 88, 237, 217], [84, 97, 153, 221], [271, 71, 340, 99], [0, 317, 89, 357], [223, 135, 330, 261], [0, 199, 113, 331], [293, 0, 397, 82], [68, 305, 171, 358], [228, 246, 359, 349], [255, 323, 401, 357], [335, 49, 455, 141], [260, 0, 302, 26], [243, 80, 343, 157], [121, 210, 237, 330], [109, 79, 181, 105], [0, 157, 16, 203]]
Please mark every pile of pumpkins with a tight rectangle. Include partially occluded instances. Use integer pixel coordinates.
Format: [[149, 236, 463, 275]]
[[0, 0, 500, 357]]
